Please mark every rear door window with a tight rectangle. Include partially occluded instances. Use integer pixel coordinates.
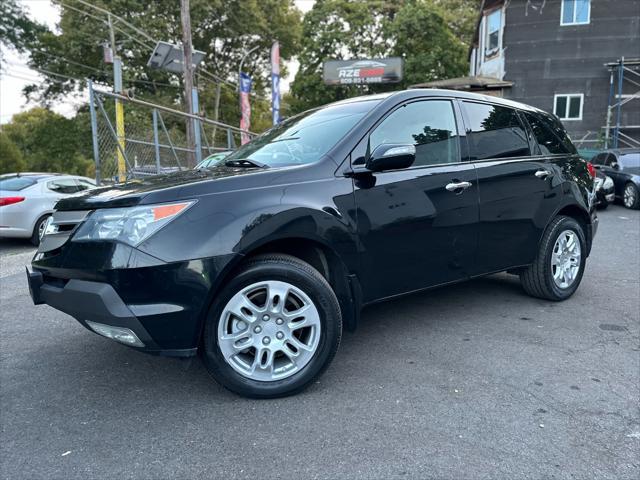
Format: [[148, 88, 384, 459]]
[[47, 178, 81, 194], [369, 99, 460, 167], [0, 176, 37, 191], [462, 101, 530, 160], [522, 112, 572, 155], [76, 179, 95, 191]]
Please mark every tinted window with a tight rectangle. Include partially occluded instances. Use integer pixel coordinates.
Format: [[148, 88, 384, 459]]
[[0, 176, 37, 191], [463, 102, 530, 160], [224, 99, 380, 167], [591, 153, 607, 165], [47, 179, 81, 194], [76, 179, 95, 191], [619, 153, 640, 168], [523, 112, 572, 155], [369, 100, 460, 167]]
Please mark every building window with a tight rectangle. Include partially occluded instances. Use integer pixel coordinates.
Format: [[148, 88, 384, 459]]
[[485, 9, 501, 57], [561, 0, 590, 25], [554, 94, 584, 121]]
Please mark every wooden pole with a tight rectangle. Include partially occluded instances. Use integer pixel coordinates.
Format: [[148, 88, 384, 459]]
[[180, 0, 196, 166]]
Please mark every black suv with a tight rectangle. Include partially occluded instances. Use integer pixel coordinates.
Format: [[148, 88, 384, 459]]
[[28, 90, 597, 398]]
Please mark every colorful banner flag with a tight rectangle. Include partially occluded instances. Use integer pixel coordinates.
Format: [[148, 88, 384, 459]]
[[270, 41, 280, 125], [239, 72, 252, 145]]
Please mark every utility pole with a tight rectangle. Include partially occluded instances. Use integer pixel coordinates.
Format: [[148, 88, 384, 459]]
[[180, 0, 196, 166], [108, 14, 126, 182]]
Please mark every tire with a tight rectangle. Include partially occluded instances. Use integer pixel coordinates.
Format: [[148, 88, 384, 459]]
[[623, 183, 640, 210], [202, 254, 342, 398], [30, 214, 51, 246], [520, 216, 587, 301], [596, 201, 608, 210]]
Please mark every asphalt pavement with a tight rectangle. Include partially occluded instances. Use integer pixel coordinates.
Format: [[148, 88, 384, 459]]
[[1, 205, 638, 479]]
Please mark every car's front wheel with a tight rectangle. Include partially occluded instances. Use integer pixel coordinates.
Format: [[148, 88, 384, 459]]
[[30, 214, 51, 246], [623, 183, 640, 210], [520, 215, 587, 301], [203, 254, 342, 398]]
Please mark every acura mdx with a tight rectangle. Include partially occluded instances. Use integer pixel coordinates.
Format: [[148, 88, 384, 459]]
[[28, 90, 598, 398]]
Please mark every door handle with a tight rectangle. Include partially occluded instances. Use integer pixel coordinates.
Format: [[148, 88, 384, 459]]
[[445, 181, 472, 192], [535, 169, 551, 179]]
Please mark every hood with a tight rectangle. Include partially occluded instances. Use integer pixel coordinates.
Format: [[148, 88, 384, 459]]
[[54, 166, 269, 211]]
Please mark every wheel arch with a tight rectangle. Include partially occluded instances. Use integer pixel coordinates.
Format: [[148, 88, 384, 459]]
[[553, 203, 593, 255], [196, 234, 361, 351]]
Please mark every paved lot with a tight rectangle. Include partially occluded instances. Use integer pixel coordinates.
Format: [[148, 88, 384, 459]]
[[1, 205, 638, 479]]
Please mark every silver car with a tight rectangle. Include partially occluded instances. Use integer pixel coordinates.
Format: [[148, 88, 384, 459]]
[[0, 173, 96, 245]]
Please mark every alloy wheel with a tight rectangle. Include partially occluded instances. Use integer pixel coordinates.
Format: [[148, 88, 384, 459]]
[[217, 280, 321, 382], [551, 230, 582, 289], [624, 184, 636, 208]]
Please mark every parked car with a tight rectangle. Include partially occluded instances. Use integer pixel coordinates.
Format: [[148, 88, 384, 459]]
[[591, 149, 640, 209], [27, 90, 597, 398], [594, 169, 615, 209], [0, 173, 96, 245], [195, 151, 232, 169]]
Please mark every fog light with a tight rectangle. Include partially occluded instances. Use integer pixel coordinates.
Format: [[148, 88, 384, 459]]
[[86, 321, 145, 347]]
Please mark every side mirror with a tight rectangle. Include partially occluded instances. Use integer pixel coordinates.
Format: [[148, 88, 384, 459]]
[[366, 144, 416, 172], [611, 161, 619, 170]]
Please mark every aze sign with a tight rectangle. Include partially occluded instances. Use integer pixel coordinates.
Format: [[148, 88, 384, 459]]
[[323, 58, 403, 85]]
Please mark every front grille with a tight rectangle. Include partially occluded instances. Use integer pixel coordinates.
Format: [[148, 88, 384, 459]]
[[38, 210, 91, 253]]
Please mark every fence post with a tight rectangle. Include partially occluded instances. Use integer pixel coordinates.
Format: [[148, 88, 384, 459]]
[[152, 108, 161, 174], [192, 87, 202, 164], [227, 128, 235, 150], [87, 80, 101, 185]]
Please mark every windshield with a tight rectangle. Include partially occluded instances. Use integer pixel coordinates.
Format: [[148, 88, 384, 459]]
[[0, 176, 38, 191], [225, 99, 380, 167], [196, 151, 231, 169]]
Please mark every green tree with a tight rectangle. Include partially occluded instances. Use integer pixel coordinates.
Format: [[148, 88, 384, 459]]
[[0, 0, 47, 63], [289, 0, 404, 113], [23, 0, 302, 131], [390, 0, 468, 87], [290, 0, 472, 113], [0, 131, 27, 174], [3, 108, 93, 176]]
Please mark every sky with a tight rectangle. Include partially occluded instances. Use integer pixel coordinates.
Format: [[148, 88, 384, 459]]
[[0, 0, 316, 124]]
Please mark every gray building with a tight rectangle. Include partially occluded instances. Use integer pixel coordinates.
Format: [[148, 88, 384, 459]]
[[465, 0, 640, 149]]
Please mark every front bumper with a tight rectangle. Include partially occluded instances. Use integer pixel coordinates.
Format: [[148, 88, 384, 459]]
[[27, 267, 197, 357]]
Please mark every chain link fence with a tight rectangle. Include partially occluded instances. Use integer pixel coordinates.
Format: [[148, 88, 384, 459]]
[[89, 84, 255, 184]]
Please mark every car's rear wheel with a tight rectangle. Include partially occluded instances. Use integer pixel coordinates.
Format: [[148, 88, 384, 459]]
[[623, 183, 640, 210], [203, 254, 342, 398], [520, 216, 587, 301], [30, 214, 51, 246]]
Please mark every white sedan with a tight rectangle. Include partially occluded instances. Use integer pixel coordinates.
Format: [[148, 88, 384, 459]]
[[0, 173, 96, 245]]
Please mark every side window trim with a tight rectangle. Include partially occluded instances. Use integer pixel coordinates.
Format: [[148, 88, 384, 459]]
[[351, 97, 463, 171], [459, 100, 532, 162]]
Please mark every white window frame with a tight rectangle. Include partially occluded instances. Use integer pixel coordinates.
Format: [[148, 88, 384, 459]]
[[484, 8, 502, 58], [560, 0, 591, 26], [554, 93, 584, 121]]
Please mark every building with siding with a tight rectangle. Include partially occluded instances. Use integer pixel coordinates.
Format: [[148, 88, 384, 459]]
[[465, 0, 640, 149]]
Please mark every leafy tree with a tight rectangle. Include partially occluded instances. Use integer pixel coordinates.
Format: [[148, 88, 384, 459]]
[[289, 0, 404, 113], [3, 108, 93, 176], [0, 0, 47, 62], [23, 0, 302, 131], [390, 0, 468, 87], [290, 0, 472, 113], [0, 131, 27, 174]]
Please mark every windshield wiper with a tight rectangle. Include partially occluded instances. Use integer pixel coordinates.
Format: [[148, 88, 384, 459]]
[[224, 159, 270, 169]]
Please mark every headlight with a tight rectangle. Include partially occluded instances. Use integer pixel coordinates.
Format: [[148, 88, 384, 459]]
[[603, 176, 614, 189], [594, 177, 603, 190], [73, 201, 194, 246]]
